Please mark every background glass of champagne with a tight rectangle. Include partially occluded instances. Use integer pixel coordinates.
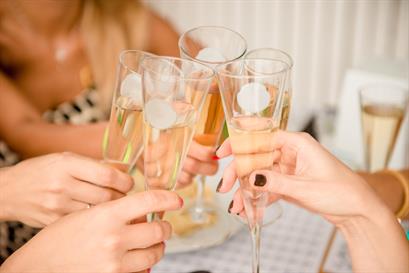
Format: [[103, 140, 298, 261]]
[[103, 50, 153, 173], [216, 58, 288, 273], [359, 84, 408, 172], [245, 48, 293, 130], [178, 26, 247, 233], [141, 56, 214, 220]]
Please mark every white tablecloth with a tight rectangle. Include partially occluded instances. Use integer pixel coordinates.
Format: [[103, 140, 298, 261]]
[[153, 202, 334, 273]]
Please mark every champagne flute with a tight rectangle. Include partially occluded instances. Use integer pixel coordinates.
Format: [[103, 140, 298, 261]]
[[141, 56, 214, 221], [245, 48, 293, 129], [359, 84, 408, 172], [178, 26, 247, 228], [216, 58, 288, 273], [103, 50, 153, 173]]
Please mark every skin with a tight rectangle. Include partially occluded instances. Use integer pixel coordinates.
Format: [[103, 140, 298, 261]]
[[0, 153, 134, 227], [359, 170, 409, 219], [0, 190, 183, 273], [0, 0, 217, 181], [217, 131, 409, 272]]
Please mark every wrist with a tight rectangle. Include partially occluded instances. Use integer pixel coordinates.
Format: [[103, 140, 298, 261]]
[[338, 203, 408, 272]]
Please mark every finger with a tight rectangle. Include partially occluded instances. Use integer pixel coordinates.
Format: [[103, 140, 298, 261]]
[[216, 139, 232, 158], [176, 171, 195, 189], [217, 160, 237, 193], [249, 169, 303, 198], [63, 153, 134, 193], [111, 190, 183, 221], [67, 179, 124, 205], [182, 156, 218, 176], [123, 221, 172, 250], [229, 189, 244, 214], [188, 141, 216, 162], [121, 243, 165, 272], [62, 199, 89, 214]]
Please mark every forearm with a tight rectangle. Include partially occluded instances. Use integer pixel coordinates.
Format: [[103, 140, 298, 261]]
[[361, 170, 409, 220], [3, 121, 106, 159], [339, 207, 409, 272]]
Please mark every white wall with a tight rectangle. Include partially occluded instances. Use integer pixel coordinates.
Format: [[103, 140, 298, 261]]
[[146, 0, 408, 126]]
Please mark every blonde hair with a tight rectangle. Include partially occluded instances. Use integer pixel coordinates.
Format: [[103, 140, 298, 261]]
[[81, 0, 148, 112]]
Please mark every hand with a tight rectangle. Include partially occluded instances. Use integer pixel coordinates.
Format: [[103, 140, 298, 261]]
[[217, 131, 409, 272], [1, 190, 183, 273], [216, 131, 386, 225], [177, 140, 219, 188], [0, 153, 134, 227]]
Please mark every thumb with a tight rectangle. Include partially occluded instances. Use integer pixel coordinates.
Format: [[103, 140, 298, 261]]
[[249, 169, 304, 199]]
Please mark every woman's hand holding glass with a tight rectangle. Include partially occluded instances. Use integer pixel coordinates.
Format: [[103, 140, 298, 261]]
[[217, 131, 409, 272], [0, 153, 133, 227], [1, 190, 183, 273]]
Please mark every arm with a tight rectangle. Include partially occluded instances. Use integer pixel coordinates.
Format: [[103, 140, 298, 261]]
[[359, 169, 409, 220], [339, 207, 409, 272], [0, 72, 105, 159], [145, 10, 180, 57]]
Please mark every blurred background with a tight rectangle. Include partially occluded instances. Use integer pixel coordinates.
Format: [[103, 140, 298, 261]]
[[147, 0, 409, 169]]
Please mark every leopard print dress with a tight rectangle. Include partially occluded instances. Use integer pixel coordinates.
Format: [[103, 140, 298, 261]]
[[0, 88, 106, 263]]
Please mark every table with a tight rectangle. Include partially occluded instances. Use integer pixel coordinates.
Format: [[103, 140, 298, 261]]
[[152, 159, 337, 273]]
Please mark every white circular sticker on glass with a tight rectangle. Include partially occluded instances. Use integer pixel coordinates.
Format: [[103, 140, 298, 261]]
[[237, 82, 270, 113], [120, 73, 143, 106], [145, 98, 177, 129], [196, 47, 226, 63]]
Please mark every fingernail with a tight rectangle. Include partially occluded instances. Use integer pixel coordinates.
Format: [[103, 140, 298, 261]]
[[147, 269, 151, 273], [216, 178, 223, 192], [179, 197, 184, 207], [254, 174, 267, 187], [228, 200, 234, 213], [212, 155, 220, 160]]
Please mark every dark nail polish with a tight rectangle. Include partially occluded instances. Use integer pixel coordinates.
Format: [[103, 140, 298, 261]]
[[216, 178, 223, 192], [228, 200, 234, 213], [254, 174, 267, 187]]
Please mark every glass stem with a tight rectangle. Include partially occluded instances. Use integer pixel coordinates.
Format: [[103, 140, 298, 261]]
[[251, 223, 261, 273], [195, 175, 206, 209], [147, 212, 161, 222]]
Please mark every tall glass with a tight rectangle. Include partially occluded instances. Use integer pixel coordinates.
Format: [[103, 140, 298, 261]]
[[178, 26, 247, 228], [141, 56, 214, 221], [216, 58, 288, 273], [103, 50, 153, 173], [359, 84, 408, 172], [245, 48, 293, 129]]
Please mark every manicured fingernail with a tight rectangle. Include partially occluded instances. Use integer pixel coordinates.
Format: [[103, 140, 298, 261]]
[[179, 197, 184, 207], [147, 269, 151, 273], [212, 155, 220, 160], [216, 178, 223, 192], [228, 200, 234, 213], [254, 174, 267, 187]]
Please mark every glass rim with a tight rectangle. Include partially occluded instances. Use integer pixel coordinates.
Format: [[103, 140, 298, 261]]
[[178, 25, 248, 65], [119, 49, 155, 74], [215, 58, 289, 79], [245, 47, 294, 68], [141, 55, 215, 81]]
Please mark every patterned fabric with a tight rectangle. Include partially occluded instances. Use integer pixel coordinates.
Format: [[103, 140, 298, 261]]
[[0, 88, 106, 263]]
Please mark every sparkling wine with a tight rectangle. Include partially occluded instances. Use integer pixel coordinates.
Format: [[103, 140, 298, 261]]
[[280, 91, 291, 130], [228, 116, 278, 227], [144, 102, 196, 191], [362, 104, 404, 172], [194, 89, 225, 147], [104, 96, 143, 171]]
